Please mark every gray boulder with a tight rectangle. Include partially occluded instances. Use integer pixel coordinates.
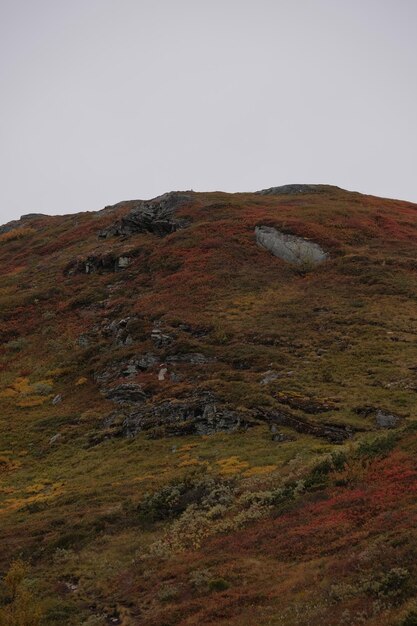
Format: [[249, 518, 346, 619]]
[[255, 184, 340, 195], [375, 410, 402, 429], [255, 225, 327, 267]]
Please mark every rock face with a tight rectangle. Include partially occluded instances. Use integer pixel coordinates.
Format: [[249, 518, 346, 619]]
[[99, 191, 192, 238], [0, 213, 46, 234], [258, 409, 353, 443], [354, 406, 404, 429], [104, 383, 146, 405], [375, 409, 402, 429], [255, 184, 338, 195], [255, 225, 327, 267], [99, 393, 253, 440], [64, 254, 131, 275]]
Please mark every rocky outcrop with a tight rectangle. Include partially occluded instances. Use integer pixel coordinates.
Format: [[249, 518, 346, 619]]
[[375, 410, 402, 429], [258, 409, 354, 443], [255, 184, 339, 195], [98, 191, 192, 238], [255, 225, 327, 267], [104, 383, 146, 405], [96, 393, 255, 440], [165, 353, 214, 365], [0, 213, 46, 235], [354, 406, 404, 429], [98, 316, 144, 347], [64, 253, 131, 275], [95, 353, 159, 384]]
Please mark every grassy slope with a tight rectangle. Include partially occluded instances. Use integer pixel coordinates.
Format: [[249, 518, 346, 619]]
[[0, 187, 417, 625]]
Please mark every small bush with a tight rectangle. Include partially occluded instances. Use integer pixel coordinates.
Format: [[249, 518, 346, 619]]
[[4, 338, 27, 352], [157, 584, 179, 603], [208, 578, 230, 592], [0, 560, 43, 626], [357, 433, 398, 459]]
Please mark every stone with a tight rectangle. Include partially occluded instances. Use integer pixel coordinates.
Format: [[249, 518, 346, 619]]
[[260, 370, 279, 385], [255, 226, 327, 267], [375, 409, 402, 429], [165, 353, 214, 364], [96, 353, 158, 384], [64, 253, 123, 276], [77, 334, 90, 348], [271, 432, 294, 442], [52, 394, 62, 405], [151, 328, 173, 348], [98, 191, 192, 238], [355, 406, 404, 429], [258, 408, 354, 443], [117, 256, 130, 269], [105, 383, 146, 405], [255, 184, 340, 195], [49, 433, 63, 445], [102, 392, 256, 439]]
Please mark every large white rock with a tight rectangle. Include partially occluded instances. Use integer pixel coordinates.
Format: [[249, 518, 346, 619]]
[[255, 226, 327, 267]]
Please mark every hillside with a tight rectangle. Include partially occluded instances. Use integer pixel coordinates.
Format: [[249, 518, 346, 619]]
[[1, 185, 417, 625]]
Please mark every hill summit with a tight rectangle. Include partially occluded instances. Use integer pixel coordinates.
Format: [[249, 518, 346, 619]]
[[1, 185, 417, 625]]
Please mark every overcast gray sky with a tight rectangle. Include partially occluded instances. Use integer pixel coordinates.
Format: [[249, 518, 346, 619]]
[[0, 0, 416, 222]]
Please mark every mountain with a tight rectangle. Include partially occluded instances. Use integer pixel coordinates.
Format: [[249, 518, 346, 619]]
[[1, 185, 417, 626]]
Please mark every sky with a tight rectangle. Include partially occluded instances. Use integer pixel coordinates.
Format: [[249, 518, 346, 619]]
[[0, 0, 416, 223]]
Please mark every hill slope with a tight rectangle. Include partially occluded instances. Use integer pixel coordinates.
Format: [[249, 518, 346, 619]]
[[1, 185, 417, 625]]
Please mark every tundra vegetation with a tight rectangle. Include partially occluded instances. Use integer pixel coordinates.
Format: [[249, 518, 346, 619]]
[[0, 186, 417, 624]]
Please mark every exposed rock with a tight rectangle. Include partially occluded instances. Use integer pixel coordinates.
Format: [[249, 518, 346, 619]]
[[98, 191, 192, 238], [177, 323, 212, 338], [354, 405, 376, 418], [117, 256, 130, 269], [77, 334, 90, 348], [260, 370, 280, 385], [375, 409, 403, 429], [255, 225, 327, 267], [52, 394, 62, 405], [255, 184, 339, 195], [270, 425, 295, 443], [274, 392, 339, 414], [100, 316, 141, 347], [258, 409, 354, 443], [64, 253, 131, 276], [104, 383, 146, 405], [49, 433, 63, 445], [0, 213, 46, 235], [95, 353, 159, 384], [20, 213, 46, 220], [354, 406, 404, 428], [151, 327, 174, 348], [100, 393, 255, 439], [165, 353, 214, 364]]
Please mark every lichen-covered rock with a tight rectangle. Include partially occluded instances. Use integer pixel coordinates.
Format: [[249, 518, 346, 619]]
[[104, 383, 146, 405], [98, 191, 192, 238], [101, 393, 255, 439], [64, 253, 130, 275], [95, 353, 158, 384], [255, 225, 327, 267], [375, 409, 403, 429], [355, 406, 404, 429], [258, 409, 353, 443], [255, 184, 339, 195], [166, 353, 214, 365]]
